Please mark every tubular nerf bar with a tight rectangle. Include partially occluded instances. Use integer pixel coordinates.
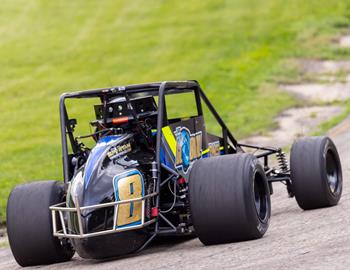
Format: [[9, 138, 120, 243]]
[[49, 192, 158, 239]]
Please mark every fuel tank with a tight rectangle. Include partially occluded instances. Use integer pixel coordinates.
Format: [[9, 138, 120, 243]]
[[66, 134, 149, 259]]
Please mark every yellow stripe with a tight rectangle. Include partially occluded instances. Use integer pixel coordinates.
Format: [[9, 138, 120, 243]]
[[202, 146, 225, 156], [162, 126, 176, 155], [202, 148, 209, 155]]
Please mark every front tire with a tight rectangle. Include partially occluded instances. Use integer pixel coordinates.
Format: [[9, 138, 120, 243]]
[[7, 180, 74, 267], [189, 154, 271, 245], [290, 136, 343, 210]]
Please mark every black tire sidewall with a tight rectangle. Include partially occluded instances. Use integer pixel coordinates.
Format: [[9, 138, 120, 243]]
[[320, 138, 343, 203], [7, 180, 74, 267], [244, 157, 271, 236], [291, 136, 342, 210], [189, 154, 271, 245]]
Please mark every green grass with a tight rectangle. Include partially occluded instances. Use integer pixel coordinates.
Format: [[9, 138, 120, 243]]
[[315, 100, 350, 135], [1, 0, 350, 222]]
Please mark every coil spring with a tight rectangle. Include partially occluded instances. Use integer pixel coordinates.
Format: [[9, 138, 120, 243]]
[[276, 151, 290, 173], [145, 183, 153, 219]]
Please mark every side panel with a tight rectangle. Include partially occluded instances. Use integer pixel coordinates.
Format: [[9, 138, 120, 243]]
[[161, 116, 226, 175]]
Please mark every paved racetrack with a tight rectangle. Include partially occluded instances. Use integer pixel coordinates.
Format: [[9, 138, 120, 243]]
[[1, 118, 349, 270]]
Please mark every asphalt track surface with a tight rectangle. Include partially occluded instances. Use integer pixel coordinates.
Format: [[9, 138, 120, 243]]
[[1, 118, 349, 270]]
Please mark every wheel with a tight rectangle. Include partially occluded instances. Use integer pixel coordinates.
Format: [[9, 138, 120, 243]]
[[7, 180, 74, 267], [189, 153, 271, 245], [290, 136, 342, 210]]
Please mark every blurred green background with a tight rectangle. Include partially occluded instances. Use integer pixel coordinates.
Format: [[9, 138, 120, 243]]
[[1, 0, 350, 222]]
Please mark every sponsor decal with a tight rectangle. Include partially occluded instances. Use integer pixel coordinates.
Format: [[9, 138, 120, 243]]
[[208, 141, 220, 157], [175, 127, 202, 173], [107, 141, 132, 160]]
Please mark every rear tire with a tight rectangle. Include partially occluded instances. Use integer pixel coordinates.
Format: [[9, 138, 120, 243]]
[[189, 154, 271, 245], [7, 180, 74, 267], [290, 136, 342, 210]]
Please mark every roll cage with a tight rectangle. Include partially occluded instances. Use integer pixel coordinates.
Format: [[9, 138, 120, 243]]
[[59, 80, 241, 182]]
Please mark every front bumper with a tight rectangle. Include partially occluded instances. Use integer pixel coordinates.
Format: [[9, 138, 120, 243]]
[[49, 192, 158, 239]]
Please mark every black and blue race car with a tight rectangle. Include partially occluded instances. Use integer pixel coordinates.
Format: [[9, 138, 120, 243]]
[[7, 81, 343, 266]]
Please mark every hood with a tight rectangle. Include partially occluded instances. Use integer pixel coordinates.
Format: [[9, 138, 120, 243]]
[[69, 134, 134, 210], [67, 133, 138, 234]]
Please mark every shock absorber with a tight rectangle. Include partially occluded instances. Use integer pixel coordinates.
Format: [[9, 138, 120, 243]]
[[177, 177, 191, 233], [146, 161, 158, 219], [276, 151, 290, 173], [275, 151, 294, 197]]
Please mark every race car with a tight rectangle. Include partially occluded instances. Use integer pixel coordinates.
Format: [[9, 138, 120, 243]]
[[7, 81, 343, 267]]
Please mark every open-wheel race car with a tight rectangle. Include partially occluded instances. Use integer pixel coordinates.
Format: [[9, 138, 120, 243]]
[[7, 81, 343, 266]]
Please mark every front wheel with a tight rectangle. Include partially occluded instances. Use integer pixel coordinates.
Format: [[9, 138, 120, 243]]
[[7, 180, 74, 267], [290, 136, 343, 210], [189, 154, 271, 245]]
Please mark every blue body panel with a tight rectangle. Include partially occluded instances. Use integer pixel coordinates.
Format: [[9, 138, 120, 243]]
[[84, 135, 122, 189]]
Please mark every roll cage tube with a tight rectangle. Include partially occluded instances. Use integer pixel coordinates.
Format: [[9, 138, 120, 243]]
[[59, 81, 240, 183], [154, 81, 240, 177]]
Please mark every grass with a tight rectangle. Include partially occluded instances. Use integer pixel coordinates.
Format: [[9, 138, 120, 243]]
[[1, 0, 350, 222], [315, 100, 350, 135]]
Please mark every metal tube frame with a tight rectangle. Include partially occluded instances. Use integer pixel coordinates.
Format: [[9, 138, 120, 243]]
[[59, 81, 240, 184], [50, 192, 158, 239]]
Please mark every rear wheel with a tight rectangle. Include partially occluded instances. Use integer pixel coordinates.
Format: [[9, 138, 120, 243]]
[[290, 136, 342, 210], [7, 180, 74, 267], [189, 154, 271, 245]]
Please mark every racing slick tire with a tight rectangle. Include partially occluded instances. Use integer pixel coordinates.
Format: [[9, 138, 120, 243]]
[[7, 180, 74, 267], [189, 153, 271, 245], [290, 136, 342, 210]]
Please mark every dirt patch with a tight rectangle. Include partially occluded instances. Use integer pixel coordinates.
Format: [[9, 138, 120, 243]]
[[297, 59, 350, 74], [248, 50, 350, 147], [280, 57, 350, 103], [339, 35, 350, 47], [280, 82, 350, 103], [242, 106, 344, 147]]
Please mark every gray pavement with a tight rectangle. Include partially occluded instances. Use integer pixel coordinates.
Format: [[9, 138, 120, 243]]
[[0, 118, 349, 270]]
